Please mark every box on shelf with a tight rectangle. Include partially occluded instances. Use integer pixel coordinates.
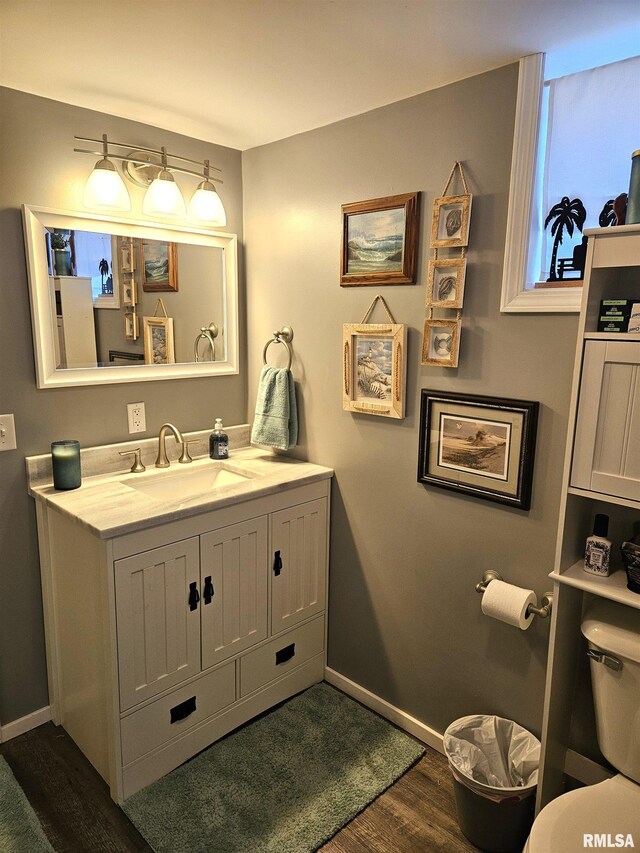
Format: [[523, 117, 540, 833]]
[[597, 300, 633, 333], [628, 303, 640, 335]]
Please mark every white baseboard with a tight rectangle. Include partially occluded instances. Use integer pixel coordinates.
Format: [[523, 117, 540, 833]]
[[324, 667, 445, 755], [0, 706, 51, 743], [324, 667, 612, 787]]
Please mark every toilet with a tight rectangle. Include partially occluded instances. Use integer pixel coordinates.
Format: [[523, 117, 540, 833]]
[[525, 599, 640, 852]]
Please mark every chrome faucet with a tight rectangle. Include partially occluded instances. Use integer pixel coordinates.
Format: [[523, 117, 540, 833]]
[[155, 423, 193, 468]]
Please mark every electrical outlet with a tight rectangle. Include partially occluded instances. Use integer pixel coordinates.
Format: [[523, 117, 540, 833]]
[[127, 402, 146, 434], [0, 414, 17, 451]]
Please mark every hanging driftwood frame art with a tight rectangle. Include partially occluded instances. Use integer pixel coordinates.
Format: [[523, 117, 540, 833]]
[[340, 192, 420, 286], [343, 322, 407, 419], [421, 317, 461, 368], [431, 193, 472, 248], [426, 257, 467, 309]]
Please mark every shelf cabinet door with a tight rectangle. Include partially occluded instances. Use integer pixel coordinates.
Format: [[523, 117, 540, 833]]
[[271, 498, 327, 633], [572, 340, 640, 500], [200, 517, 268, 670], [115, 538, 202, 711]]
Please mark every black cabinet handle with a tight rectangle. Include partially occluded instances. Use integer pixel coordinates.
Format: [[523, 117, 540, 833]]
[[203, 576, 215, 605], [275, 643, 295, 665], [170, 696, 196, 724], [273, 550, 283, 576], [188, 581, 200, 611]]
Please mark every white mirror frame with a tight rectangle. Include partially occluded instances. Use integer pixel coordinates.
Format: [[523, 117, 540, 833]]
[[22, 205, 239, 388]]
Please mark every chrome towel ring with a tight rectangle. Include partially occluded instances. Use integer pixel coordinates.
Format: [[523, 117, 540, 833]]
[[194, 323, 218, 362], [262, 326, 294, 371]]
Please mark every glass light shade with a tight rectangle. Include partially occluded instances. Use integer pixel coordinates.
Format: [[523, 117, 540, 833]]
[[83, 159, 131, 211], [187, 180, 227, 226], [142, 169, 186, 217]]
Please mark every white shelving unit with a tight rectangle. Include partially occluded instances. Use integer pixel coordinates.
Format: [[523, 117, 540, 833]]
[[537, 224, 640, 812]]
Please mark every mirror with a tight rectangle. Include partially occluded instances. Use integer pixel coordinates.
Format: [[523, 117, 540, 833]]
[[23, 206, 238, 387]]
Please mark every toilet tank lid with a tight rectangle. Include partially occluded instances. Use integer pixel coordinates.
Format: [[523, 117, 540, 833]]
[[582, 599, 640, 664]]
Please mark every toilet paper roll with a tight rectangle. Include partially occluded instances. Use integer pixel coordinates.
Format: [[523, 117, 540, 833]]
[[481, 580, 536, 630]]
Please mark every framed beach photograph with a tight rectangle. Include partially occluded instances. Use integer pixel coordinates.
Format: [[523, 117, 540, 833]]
[[140, 239, 179, 292], [343, 322, 407, 418], [143, 316, 175, 364], [431, 193, 472, 248], [340, 192, 420, 286], [417, 390, 539, 509], [421, 318, 461, 368], [124, 311, 139, 341], [426, 257, 467, 309]]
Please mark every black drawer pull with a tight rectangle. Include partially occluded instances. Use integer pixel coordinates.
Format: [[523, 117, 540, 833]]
[[203, 576, 215, 605], [275, 643, 295, 665], [170, 696, 196, 724], [188, 582, 200, 611], [273, 550, 283, 576]]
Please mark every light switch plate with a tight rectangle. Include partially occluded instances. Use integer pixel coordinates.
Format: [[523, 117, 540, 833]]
[[0, 414, 17, 451]]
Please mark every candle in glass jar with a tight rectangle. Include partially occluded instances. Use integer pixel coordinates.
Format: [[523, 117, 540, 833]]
[[51, 440, 81, 490]]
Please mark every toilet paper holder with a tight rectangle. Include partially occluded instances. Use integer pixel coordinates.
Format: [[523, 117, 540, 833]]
[[475, 570, 553, 619]]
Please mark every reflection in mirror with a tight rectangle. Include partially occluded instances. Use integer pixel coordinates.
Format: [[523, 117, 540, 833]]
[[23, 207, 238, 387]]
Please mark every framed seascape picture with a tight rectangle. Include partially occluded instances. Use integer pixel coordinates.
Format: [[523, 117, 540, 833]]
[[143, 316, 175, 364], [431, 193, 472, 248], [140, 239, 179, 292], [426, 257, 467, 309], [340, 192, 420, 286], [342, 323, 406, 419], [417, 390, 539, 509], [421, 318, 461, 368]]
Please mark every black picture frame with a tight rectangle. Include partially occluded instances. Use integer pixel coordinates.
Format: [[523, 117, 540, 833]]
[[417, 390, 539, 510]]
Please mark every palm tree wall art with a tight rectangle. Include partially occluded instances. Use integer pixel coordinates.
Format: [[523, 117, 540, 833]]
[[544, 196, 587, 281]]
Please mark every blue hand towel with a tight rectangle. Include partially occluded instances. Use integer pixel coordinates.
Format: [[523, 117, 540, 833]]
[[251, 366, 298, 451]]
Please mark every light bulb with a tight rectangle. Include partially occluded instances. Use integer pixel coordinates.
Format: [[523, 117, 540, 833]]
[[142, 169, 186, 217], [187, 180, 227, 226], [83, 159, 131, 211]]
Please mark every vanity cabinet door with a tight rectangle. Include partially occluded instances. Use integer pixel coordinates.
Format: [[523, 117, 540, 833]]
[[115, 538, 202, 712], [271, 498, 327, 633], [200, 517, 268, 671]]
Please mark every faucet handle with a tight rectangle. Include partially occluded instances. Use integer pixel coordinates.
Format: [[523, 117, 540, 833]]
[[119, 448, 146, 473], [179, 440, 199, 465]]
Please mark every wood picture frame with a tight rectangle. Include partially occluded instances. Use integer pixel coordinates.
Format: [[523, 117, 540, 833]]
[[122, 276, 136, 307], [431, 193, 472, 248], [421, 317, 461, 368], [140, 239, 179, 292], [120, 242, 135, 273], [426, 257, 467, 309], [342, 322, 406, 419], [340, 192, 420, 286], [124, 311, 139, 341], [417, 390, 539, 509], [143, 316, 175, 364]]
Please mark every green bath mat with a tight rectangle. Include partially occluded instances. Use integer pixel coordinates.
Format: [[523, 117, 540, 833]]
[[0, 755, 54, 852], [124, 682, 424, 853]]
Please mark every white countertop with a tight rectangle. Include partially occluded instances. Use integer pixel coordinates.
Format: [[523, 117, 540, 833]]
[[28, 447, 333, 540]]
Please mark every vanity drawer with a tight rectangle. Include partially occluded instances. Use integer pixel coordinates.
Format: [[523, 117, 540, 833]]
[[121, 661, 236, 765], [240, 617, 324, 697]]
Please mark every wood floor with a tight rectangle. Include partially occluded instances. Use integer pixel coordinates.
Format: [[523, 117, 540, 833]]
[[1, 722, 479, 853]]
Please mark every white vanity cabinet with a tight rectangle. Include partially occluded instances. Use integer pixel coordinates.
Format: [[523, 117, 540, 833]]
[[537, 225, 640, 812], [35, 470, 330, 804]]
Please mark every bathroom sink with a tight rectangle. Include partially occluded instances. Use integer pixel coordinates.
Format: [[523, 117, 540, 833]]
[[122, 462, 256, 503]]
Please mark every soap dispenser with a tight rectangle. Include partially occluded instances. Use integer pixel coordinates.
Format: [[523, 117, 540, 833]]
[[209, 418, 229, 460], [584, 513, 612, 576]]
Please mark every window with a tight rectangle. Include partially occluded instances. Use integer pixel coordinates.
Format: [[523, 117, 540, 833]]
[[501, 52, 640, 313]]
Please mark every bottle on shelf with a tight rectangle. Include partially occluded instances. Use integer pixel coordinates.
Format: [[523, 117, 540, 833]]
[[584, 513, 612, 576]]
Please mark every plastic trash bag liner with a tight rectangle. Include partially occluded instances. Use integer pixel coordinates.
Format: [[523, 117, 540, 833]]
[[444, 715, 541, 802]]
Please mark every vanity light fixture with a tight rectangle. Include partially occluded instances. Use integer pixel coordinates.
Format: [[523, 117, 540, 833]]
[[82, 134, 131, 212], [74, 135, 226, 225]]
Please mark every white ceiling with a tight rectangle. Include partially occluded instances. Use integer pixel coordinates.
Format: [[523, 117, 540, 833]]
[[2, 0, 640, 150]]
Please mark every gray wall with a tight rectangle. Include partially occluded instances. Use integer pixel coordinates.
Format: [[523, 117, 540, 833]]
[[243, 64, 579, 737], [0, 87, 246, 724]]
